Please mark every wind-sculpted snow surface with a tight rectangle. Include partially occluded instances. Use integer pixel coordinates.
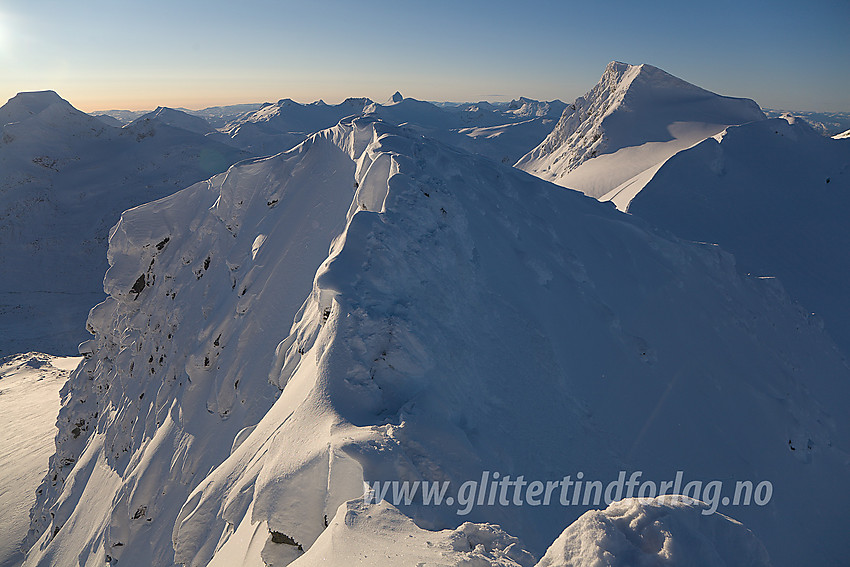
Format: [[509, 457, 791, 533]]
[[26, 118, 850, 567], [516, 61, 765, 197]]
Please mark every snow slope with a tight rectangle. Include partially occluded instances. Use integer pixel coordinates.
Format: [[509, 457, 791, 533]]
[[24, 117, 850, 567], [625, 116, 850, 354], [516, 62, 765, 198], [0, 353, 80, 567], [0, 91, 250, 356], [833, 128, 850, 139]]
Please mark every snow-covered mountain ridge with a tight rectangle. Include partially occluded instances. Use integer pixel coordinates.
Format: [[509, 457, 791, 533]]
[[0, 91, 251, 356], [23, 116, 850, 567]]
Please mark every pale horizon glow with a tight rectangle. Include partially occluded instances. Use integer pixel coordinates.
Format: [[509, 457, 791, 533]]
[[1, 0, 848, 113]]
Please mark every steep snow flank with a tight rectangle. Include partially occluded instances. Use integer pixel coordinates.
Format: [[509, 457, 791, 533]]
[[0, 91, 250, 356], [536, 497, 770, 567], [158, 120, 849, 566], [626, 117, 850, 353], [516, 62, 765, 197], [128, 107, 214, 135], [22, 128, 360, 567], [0, 353, 79, 567], [834, 128, 850, 139]]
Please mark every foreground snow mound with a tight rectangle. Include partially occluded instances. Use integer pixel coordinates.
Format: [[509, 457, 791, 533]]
[[287, 499, 535, 567], [0, 353, 79, 567], [0, 91, 250, 356], [516, 61, 765, 197], [537, 497, 771, 567], [163, 121, 846, 566], [626, 117, 850, 353]]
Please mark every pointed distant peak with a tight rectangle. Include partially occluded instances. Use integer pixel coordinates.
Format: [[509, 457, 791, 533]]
[[310, 99, 327, 106], [391, 91, 404, 103], [277, 98, 299, 107]]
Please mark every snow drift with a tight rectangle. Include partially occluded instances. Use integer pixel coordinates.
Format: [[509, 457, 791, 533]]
[[24, 116, 850, 567]]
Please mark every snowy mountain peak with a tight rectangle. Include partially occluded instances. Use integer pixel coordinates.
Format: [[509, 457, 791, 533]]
[[1, 90, 79, 126], [516, 61, 765, 198], [391, 91, 404, 103]]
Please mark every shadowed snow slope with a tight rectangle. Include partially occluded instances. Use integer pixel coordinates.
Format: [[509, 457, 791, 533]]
[[536, 497, 771, 567], [24, 118, 850, 567], [0, 91, 250, 356], [626, 117, 850, 353], [516, 62, 765, 198]]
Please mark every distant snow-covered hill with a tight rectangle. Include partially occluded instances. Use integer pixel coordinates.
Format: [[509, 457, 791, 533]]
[[764, 108, 850, 137], [516, 61, 765, 197], [0, 91, 250, 356], [23, 117, 850, 567], [128, 107, 215, 135]]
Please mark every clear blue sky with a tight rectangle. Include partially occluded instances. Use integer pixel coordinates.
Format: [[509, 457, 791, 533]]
[[1, 0, 848, 112]]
